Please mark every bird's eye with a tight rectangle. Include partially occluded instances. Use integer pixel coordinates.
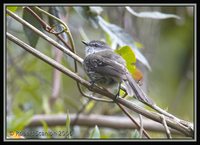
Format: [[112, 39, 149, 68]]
[[94, 44, 98, 47]]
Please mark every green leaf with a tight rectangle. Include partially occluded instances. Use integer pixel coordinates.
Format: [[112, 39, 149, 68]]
[[115, 46, 136, 74], [42, 95, 50, 114], [73, 7, 89, 20], [89, 125, 100, 138], [8, 109, 33, 131], [7, 6, 18, 13], [126, 7, 181, 19], [96, 16, 151, 70], [85, 100, 95, 112], [73, 7, 99, 28], [104, 15, 112, 46], [135, 41, 144, 49], [131, 129, 141, 138], [22, 7, 43, 48], [79, 27, 90, 42], [65, 110, 71, 138], [89, 7, 103, 16], [40, 120, 51, 138]]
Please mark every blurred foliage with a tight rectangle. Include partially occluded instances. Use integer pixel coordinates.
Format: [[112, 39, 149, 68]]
[[40, 120, 51, 138], [22, 7, 44, 48], [6, 6, 194, 139], [89, 125, 100, 138], [65, 110, 71, 138], [131, 129, 141, 138], [7, 6, 18, 13]]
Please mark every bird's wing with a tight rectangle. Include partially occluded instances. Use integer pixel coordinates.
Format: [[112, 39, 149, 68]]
[[97, 50, 126, 66], [90, 53, 128, 80]]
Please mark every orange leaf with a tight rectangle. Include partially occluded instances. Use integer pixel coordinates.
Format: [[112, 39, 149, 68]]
[[132, 68, 143, 85]]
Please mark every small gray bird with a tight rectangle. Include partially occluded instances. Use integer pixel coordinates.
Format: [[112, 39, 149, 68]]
[[82, 40, 153, 105]]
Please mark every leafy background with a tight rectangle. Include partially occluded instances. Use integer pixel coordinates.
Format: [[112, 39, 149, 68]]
[[6, 6, 194, 138]]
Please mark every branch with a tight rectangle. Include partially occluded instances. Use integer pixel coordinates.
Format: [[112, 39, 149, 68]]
[[117, 103, 150, 138], [49, 47, 63, 106], [27, 114, 183, 136], [117, 97, 193, 137], [139, 114, 144, 138], [160, 114, 172, 139]]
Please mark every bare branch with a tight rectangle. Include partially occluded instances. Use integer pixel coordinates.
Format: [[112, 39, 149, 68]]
[[27, 114, 184, 136], [117, 103, 150, 139], [139, 114, 144, 138], [49, 48, 63, 106], [117, 98, 193, 137], [160, 114, 172, 139]]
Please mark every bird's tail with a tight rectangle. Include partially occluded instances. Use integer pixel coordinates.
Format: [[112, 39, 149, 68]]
[[123, 80, 134, 97], [125, 73, 154, 105]]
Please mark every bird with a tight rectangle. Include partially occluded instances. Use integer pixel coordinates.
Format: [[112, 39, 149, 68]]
[[82, 40, 153, 105]]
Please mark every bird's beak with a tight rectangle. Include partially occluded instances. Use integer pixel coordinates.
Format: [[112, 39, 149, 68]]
[[82, 40, 89, 46]]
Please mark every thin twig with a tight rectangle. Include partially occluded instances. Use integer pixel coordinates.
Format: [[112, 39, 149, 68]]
[[160, 114, 172, 139], [24, 6, 72, 51], [35, 6, 75, 50], [152, 104, 193, 129], [49, 47, 63, 106], [72, 99, 92, 125], [139, 114, 144, 138], [116, 102, 150, 139], [23, 7, 48, 29]]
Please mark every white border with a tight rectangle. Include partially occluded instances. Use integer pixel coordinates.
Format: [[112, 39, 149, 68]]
[[4, 3, 197, 142]]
